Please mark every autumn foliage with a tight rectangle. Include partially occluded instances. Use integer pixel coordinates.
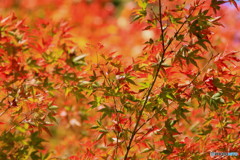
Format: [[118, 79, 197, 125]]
[[0, 0, 239, 159]]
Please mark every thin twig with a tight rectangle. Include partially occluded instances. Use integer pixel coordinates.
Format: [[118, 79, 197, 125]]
[[100, 68, 121, 158], [124, 0, 166, 159], [123, 1, 200, 159]]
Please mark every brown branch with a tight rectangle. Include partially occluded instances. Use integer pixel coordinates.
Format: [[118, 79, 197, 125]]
[[123, 1, 200, 159], [124, 0, 166, 159]]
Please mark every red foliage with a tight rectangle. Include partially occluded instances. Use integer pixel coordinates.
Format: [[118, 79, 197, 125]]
[[0, 0, 239, 160]]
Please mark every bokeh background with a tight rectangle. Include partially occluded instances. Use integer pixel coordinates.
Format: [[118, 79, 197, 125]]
[[0, 0, 239, 159]]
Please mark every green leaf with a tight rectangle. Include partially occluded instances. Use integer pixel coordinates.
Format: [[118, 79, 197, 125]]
[[132, 14, 142, 22], [174, 142, 186, 148], [73, 54, 87, 63], [211, 0, 226, 13], [169, 15, 182, 24], [99, 129, 108, 133], [212, 91, 223, 99], [162, 149, 172, 155], [176, 34, 184, 41], [48, 105, 58, 110], [141, 148, 152, 153], [137, 0, 148, 9], [166, 93, 175, 100], [89, 95, 101, 108], [197, 40, 208, 50], [91, 125, 99, 129], [126, 77, 137, 85], [97, 133, 106, 140], [98, 105, 114, 119], [27, 57, 40, 69], [189, 58, 198, 68], [198, 125, 213, 135]]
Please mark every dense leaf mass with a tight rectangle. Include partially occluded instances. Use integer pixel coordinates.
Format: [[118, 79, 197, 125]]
[[0, 0, 239, 159]]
